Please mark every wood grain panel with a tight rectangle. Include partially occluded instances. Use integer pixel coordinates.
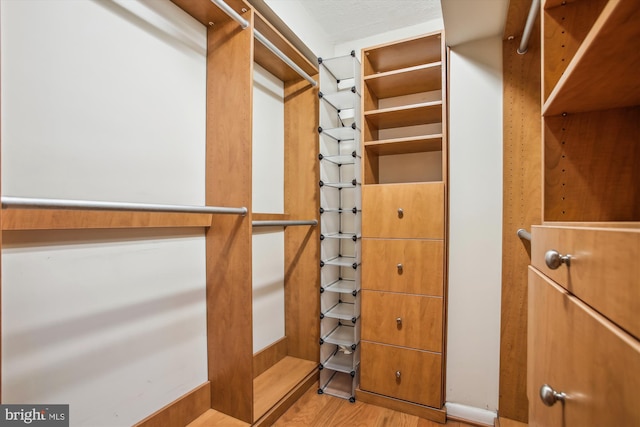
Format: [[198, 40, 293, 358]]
[[542, 0, 608, 101], [528, 268, 640, 427], [362, 238, 444, 296], [500, 11, 542, 421], [362, 183, 444, 239], [543, 0, 640, 115], [360, 341, 442, 408], [284, 76, 320, 362], [171, 0, 250, 27], [253, 356, 317, 421], [253, 337, 288, 379], [1, 209, 212, 230], [206, 16, 254, 423], [252, 213, 290, 221], [531, 225, 640, 339], [135, 382, 211, 427], [362, 291, 443, 352], [543, 107, 640, 221]]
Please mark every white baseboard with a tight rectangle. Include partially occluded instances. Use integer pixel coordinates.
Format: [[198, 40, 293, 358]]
[[445, 402, 497, 426]]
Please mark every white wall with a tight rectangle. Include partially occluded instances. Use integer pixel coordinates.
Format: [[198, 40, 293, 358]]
[[1, 1, 208, 425], [446, 36, 503, 422], [252, 64, 286, 353]]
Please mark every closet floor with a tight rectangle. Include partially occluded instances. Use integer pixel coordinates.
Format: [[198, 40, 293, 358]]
[[190, 386, 486, 426]]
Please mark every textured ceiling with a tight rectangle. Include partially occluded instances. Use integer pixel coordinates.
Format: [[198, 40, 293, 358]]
[[269, 0, 443, 44]]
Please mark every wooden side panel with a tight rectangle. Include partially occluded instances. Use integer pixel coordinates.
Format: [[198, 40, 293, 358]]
[[134, 382, 211, 427], [284, 76, 319, 362], [206, 14, 254, 423], [500, 9, 542, 421]]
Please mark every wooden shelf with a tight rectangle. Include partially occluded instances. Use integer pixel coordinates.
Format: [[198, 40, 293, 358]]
[[253, 12, 318, 83], [1, 209, 212, 230], [363, 33, 442, 75], [364, 101, 442, 129], [364, 63, 442, 99], [543, 0, 639, 115], [171, 0, 248, 26], [253, 356, 317, 421], [365, 134, 443, 156]]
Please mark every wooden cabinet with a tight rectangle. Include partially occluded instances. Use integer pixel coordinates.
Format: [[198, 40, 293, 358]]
[[529, 1, 640, 425], [528, 268, 640, 427], [356, 32, 447, 423]]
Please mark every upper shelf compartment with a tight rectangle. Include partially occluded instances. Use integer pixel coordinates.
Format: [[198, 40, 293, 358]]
[[542, 0, 640, 115], [364, 63, 442, 100], [253, 12, 318, 83], [363, 33, 442, 76]]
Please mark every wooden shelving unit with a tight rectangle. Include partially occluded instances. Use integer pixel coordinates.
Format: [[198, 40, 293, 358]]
[[529, 0, 640, 425], [356, 31, 448, 424]]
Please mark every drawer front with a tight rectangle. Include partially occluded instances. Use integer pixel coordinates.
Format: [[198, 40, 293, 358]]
[[362, 238, 443, 295], [528, 268, 640, 427], [531, 225, 640, 339], [362, 182, 444, 239], [360, 341, 442, 408], [362, 291, 442, 351]]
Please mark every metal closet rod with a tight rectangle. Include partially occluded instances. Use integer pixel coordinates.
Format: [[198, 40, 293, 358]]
[[209, 0, 317, 87], [518, 0, 540, 55], [517, 228, 532, 242], [252, 219, 318, 227], [1, 196, 248, 216]]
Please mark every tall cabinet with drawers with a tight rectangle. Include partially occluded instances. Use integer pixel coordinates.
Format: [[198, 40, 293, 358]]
[[529, 1, 640, 426], [355, 32, 448, 422]]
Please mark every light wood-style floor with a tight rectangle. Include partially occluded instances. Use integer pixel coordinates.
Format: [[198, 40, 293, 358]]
[[189, 385, 482, 426]]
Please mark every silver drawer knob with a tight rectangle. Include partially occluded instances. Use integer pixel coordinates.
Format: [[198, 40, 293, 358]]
[[545, 250, 571, 269], [397, 208, 404, 218], [396, 371, 401, 379], [397, 263, 403, 272], [540, 384, 566, 407], [396, 317, 402, 326]]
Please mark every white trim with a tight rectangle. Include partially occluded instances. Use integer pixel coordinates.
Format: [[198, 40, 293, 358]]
[[445, 402, 497, 426]]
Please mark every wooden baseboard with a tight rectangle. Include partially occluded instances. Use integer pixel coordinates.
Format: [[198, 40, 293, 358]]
[[355, 388, 447, 424], [134, 382, 211, 427], [253, 337, 288, 378], [253, 369, 318, 427]]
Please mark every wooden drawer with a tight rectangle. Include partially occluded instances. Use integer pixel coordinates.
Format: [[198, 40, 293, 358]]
[[362, 291, 442, 351], [528, 268, 640, 427], [362, 238, 443, 295], [531, 225, 640, 339], [362, 182, 444, 239], [360, 341, 442, 408]]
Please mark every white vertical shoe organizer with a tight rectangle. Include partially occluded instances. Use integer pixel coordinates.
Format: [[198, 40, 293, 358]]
[[317, 51, 362, 402]]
